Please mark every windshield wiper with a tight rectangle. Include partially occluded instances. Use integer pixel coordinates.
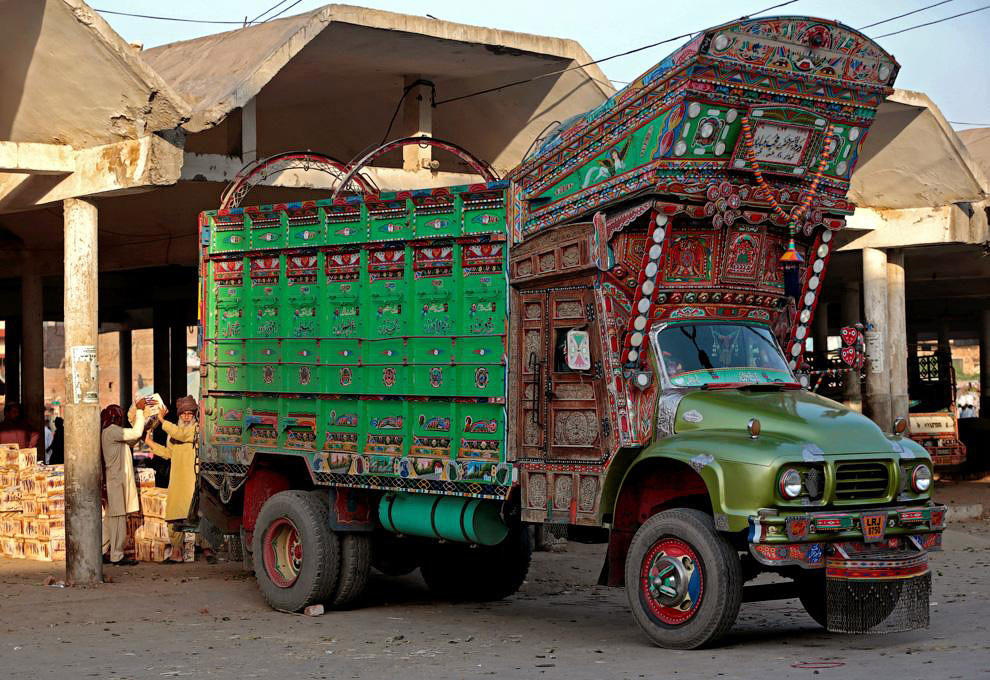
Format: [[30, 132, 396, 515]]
[[700, 382, 801, 391], [737, 382, 802, 391]]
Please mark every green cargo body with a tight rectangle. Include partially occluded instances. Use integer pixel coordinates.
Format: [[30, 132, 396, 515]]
[[199, 183, 513, 499]]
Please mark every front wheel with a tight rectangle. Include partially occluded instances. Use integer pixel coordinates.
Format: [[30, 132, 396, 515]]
[[624, 509, 742, 649], [253, 491, 341, 612]]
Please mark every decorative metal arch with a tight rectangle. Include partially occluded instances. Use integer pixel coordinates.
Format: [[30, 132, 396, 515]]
[[331, 136, 499, 202], [219, 151, 378, 211]]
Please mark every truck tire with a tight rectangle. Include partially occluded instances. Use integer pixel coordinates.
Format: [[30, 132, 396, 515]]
[[420, 525, 531, 601], [253, 490, 341, 612], [240, 527, 254, 572], [331, 533, 371, 608], [624, 509, 742, 650], [306, 488, 371, 608]]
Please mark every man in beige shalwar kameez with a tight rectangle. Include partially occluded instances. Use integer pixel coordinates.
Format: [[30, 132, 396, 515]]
[[101, 400, 148, 566]]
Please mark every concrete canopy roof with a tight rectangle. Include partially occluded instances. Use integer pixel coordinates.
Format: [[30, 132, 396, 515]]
[[848, 89, 988, 210], [0, 0, 189, 147], [957, 127, 990, 183], [144, 3, 612, 132], [143, 4, 614, 174]]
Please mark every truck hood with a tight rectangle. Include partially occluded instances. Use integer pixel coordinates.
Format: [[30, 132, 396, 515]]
[[673, 388, 897, 455]]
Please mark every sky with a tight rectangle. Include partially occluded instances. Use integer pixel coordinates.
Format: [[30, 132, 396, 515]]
[[94, 0, 990, 130]]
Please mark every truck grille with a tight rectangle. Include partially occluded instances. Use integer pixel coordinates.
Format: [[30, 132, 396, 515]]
[[834, 462, 889, 501]]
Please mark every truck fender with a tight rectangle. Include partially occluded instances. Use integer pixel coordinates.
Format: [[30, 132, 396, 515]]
[[599, 449, 718, 588]]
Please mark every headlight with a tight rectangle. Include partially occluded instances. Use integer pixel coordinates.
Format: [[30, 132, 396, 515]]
[[911, 464, 932, 493], [779, 468, 803, 499]]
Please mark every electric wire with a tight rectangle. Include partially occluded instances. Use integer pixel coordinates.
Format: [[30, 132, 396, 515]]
[[433, 0, 802, 106], [858, 0, 956, 30], [262, 0, 304, 23], [873, 4, 990, 38], [246, 0, 294, 25], [93, 9, 246, 24]]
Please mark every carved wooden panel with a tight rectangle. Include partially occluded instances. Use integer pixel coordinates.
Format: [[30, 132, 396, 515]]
[[510, 223, 592, 285]]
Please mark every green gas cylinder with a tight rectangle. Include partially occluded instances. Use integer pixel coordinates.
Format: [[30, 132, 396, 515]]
[[378, 493, 508, 546]]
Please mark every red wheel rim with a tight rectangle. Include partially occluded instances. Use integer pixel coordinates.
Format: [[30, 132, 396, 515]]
[[640, 537, 704, 625], [263, 517, 303, 588]]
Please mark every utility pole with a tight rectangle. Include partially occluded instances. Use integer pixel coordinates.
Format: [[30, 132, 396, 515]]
[[63, 198, 102, 585]]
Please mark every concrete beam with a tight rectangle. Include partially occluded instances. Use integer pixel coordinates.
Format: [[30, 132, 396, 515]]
[[0, 134, 183, 214], [841, 204, 989, 249], [0, 142, 75, 174], [180, 152, 482, 192]]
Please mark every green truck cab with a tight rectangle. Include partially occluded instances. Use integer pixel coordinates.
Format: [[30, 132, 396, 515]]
[[196, 16, 945, 649]]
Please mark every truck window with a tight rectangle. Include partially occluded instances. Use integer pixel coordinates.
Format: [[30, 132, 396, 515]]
[[653, 322, 793, 387]]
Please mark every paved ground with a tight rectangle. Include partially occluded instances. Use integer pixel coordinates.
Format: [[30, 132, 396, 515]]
[[1, 487, 988, 679]]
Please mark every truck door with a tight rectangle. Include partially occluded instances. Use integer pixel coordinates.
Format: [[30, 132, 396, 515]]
[[516, 285, 605, 461]]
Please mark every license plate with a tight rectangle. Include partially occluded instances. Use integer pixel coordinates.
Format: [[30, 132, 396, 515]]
[[861, 512, 887, 542]]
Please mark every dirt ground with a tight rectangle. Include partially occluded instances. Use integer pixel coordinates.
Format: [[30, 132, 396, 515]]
[[935, 477, 990, 511], [1, 487, 988, 680]]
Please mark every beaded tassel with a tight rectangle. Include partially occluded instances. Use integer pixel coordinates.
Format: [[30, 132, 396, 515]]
[[739, 117, 837, 298]]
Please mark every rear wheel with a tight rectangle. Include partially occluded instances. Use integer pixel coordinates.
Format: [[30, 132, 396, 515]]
[[306, 489, 371, 608], [253, 491, 340, 612], [624, 509, 742, 649], [239, 527, 253, 572], [331, 533, 372, 608], [420, 525, 532, 601]]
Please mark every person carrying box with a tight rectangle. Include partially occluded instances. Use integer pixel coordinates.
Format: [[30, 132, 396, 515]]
[[101, 399, 150, 566], [144, 396, 213, 563]]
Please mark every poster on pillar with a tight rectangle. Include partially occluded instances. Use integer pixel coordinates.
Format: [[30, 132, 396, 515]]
[[864, 330, 884, 374], [69, 345, 98, 404]]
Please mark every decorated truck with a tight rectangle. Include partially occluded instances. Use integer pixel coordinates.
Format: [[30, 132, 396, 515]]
[[196, 16, 946, 649]]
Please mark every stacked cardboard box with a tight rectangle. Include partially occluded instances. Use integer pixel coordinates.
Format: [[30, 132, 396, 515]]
[[0, 448, 196, 564], [0, 446, 64, 561], [132, 486, 172, 561]]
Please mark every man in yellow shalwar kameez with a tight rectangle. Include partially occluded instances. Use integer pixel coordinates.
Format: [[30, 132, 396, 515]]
[[145, 395, 200, 563]]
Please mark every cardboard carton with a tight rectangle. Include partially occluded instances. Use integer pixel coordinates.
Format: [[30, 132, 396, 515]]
[[140, 488, 168, 519]]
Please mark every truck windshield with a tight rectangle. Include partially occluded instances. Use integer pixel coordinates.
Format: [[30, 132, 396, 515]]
[[652, 323, 793, 387]]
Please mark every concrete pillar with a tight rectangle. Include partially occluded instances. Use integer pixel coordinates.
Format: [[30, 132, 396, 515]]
[[937, 321, 950, 354], [841, 283, 862, 410], [118, 329, 132, 409], [63, 198, 102, 585], [153, 310, 171, 408], [862, 248, 891, 431], [812, 300, 829, 364], [981, 310, 990, 418], [4, 317, 20, 403], [401, 76, 433, 172], [886, 250, 908, 424], [20, 255, 44, 433], [170, 320, 187, 402], [242, 97, 257, 165]]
